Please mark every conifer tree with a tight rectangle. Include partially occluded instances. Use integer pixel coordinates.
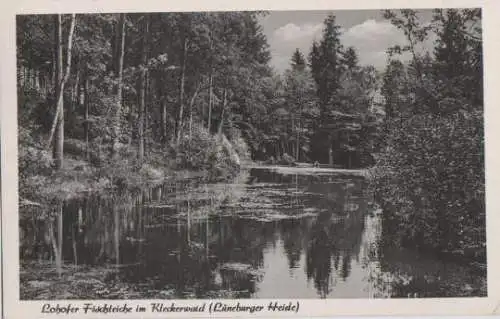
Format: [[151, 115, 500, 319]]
[[291, 48, 306, 71]]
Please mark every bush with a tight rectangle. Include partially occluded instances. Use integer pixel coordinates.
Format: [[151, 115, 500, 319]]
[[373, 109, 485, 262], [175, 126, 242, 181], [278, 153, 297, 166], [19, 144, 53, 198], [228, 129, 251, 162], [176, 126, 216, 170]]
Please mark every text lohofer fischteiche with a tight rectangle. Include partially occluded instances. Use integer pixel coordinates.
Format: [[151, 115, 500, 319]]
[[41, 301, 300, 315]]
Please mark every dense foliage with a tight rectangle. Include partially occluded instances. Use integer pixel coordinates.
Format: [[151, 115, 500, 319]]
[[373, 9, 485, 262], [17, 12, 272, 203]]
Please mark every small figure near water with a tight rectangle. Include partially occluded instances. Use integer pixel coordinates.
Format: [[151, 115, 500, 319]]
[[313, 161, 320, 168]]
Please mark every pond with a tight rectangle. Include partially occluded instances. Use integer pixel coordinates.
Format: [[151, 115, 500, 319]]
[[20, 167, 486, 299]]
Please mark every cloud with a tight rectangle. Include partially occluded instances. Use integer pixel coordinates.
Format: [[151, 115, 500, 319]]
[[269, 19, 404, 72], [340, 19, 408, 69], [343, 19, 400, 40], [273, 23, 322, 42], [268, 22, 323, 72], [268, 18, 436, 73]]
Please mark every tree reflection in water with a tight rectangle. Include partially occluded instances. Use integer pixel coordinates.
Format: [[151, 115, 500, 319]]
[[20, 168, 485, 299]]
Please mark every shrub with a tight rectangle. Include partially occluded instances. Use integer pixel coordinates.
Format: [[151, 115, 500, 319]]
[[278, 153, 297, 166], [174, 126, 242, 181], [176, 126, 215, 171], [373, 109, 485, 261], [19, 145, 53, 198], [228, 129, 251, 162]]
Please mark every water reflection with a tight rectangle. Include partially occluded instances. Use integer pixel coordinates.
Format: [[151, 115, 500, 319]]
[[20, 168, 486, 299]]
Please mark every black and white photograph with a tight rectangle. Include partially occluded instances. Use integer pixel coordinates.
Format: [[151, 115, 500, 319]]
[[5, 0, 494, 313]]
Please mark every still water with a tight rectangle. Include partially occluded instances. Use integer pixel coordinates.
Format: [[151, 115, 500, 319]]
[[20, 167, 485, 299]]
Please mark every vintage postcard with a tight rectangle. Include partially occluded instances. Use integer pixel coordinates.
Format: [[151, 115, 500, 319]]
[[2, 0, 500, 317]]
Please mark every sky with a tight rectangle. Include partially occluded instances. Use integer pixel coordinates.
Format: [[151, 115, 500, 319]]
[[258, 10, 436, 73]]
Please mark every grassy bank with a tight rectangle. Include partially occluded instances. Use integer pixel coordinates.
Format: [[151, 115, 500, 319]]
[[19, 129, 247, 212]]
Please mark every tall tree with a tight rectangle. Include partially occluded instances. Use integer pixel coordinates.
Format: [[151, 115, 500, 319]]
[[283, 61, 317, 161], [48, 14, 76, 169], [138, 14, 150, 163], [111, 13, 126, 156], [432, 8, 482, 106], [176, 37, 188, 144], [52, 14, 63, 168], [309, 14, 344, 114], [308, 14, 346, 165]]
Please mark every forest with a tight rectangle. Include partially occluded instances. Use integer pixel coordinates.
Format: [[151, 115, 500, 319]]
[[17, 9, 485, 269]]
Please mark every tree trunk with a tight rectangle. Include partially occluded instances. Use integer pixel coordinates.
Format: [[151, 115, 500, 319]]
[[45, 73, 50, 96], [29, 68, 33, 88], [51, 52, 56, 88], [114, 208, 120, 265], [218, 88, 227, 135], [205, 209, 209, 257], [176, 39, 188, 145], [71, 224, 78, 266], [296, 117, 300, 161], [207, 30, 214, 131], [48, 218, 60, 276], [32, 69, 36, 88], [52, 15, 63, 168], [26, 67, 30, 88], [145, 72, 150, 156], [76, 74, 82, 114], [138, 14, 149, 163], [138, 197, 143, 256], [189, 82, 202, 140], [71, 66, 80, 114], [208, 73, 213, 131], [111, 13, 126, 156], [18, 65, 23, 88], [161, 97, 168, 143], [187, 192, 191, 246], [48, 14, 76, 169], [328, 135, 334, 166], [28, 67, 32, 88], [35, 69, 40, 90], [57, 204, 63, 276], [347, 133, 351, 168], [84, 78, 90, 160]]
